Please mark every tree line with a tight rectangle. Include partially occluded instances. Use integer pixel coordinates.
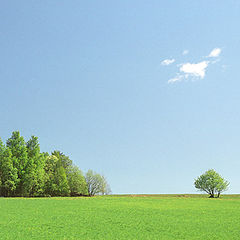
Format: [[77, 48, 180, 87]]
[[0, 131, 111, 197]]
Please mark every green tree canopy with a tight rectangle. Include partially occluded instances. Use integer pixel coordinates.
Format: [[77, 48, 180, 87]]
[[26, 136, 46, 196], [0, 138, 18, 196], [194, 169, 229, 198], [6, 131, 29, 196], [68, 165, 88, 196]]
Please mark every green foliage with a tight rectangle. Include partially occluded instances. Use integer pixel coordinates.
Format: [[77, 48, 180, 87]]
[[6, 131, 29, 196], [1, 195, 240, 239], [44, 155, 59, 196], [0, 131, 106, 197], [54, 164, 70, 196], [52, 150, 73, 174], [99, 175, 112, 195], [85, 170, 111, 196], [0, 138, 18, 196], [26, 136, 46, 196], [68, 165, 88, 196], [194, 169, 229, 198], [44, 155, 70, 196]]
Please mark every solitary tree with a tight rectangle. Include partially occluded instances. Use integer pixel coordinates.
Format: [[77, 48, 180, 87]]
[[194, 169, 229, 198]]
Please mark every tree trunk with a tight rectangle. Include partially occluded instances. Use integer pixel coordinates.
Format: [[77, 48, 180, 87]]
[[217, 192, 220, 198]]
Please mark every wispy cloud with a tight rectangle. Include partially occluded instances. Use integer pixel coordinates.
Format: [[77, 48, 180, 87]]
[[208, 48, 221, 58], [162, 47, 223, 84], [168, 75, 183, 83], [161, 59, 175, 66]]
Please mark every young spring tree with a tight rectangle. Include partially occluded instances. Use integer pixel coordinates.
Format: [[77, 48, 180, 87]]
[[51, 151, 86, 196], [194, 169, 229, 198], [85, 170, 111, 196], [0, 138, 18, 196], [44, 155, 70, 197], [100, 175, 112, 195], [67, 165, 88, 196], [26, 136, 46, 196], [6, 131, 29, 196]]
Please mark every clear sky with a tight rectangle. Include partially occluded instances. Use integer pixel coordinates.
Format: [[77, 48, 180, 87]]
[[1, 1, 240, 194]]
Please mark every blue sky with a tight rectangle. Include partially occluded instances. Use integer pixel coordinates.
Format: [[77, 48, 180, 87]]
[[1, 1, 240, 193]]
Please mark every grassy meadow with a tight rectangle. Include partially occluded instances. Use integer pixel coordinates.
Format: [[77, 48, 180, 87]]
[[1, 195, 240, 239]]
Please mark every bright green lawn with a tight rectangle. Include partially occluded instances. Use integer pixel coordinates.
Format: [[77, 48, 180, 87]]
[[0, 195, 240, 239]]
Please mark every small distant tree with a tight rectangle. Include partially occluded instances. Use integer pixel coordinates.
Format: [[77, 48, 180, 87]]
[[85, 170, 101, 196], [85, 170, 111, 196], [194, 169, 229, 198], [100, 176, 112, 195]]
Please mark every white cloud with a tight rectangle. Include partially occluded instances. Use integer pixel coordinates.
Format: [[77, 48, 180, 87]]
[[161, 59, 175, 66], [164, 48, 223, 83], [180, 61, 209, 79], [208, 48, 221, 58], [168, 75, 183, 83]]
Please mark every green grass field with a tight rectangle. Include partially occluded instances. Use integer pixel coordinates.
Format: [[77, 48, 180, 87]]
[[1, 195, 240, 239]]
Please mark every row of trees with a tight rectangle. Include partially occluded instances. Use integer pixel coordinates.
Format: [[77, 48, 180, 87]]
[[0, 131, 111, 197]]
